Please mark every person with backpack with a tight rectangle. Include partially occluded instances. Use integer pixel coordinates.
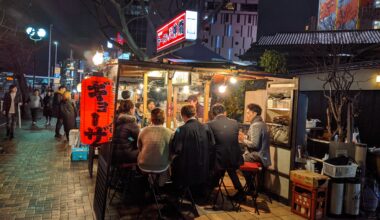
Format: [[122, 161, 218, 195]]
[[29, 89, 43, 127], [52, 85, 66, 139]]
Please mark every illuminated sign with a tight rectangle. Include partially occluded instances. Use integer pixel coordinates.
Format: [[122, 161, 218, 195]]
[[156, 10, 198, 52]]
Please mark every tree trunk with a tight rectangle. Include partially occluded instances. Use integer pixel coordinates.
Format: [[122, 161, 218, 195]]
[[14, 71, 30, 119]]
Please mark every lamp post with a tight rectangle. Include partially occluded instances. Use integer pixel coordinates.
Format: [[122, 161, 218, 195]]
[[53, 41, 58, 66], [47, 24, 53, 88], [25, 26, 47, 89]]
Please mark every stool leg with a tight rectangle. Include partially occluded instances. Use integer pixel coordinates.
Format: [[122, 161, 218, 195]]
[[148, 174, 163, 219]]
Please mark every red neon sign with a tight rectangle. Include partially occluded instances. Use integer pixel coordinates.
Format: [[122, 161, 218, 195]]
[[156, 11, 198, 52]]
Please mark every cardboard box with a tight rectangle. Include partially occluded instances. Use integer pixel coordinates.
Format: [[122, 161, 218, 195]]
[[290, 170, 329, 188]]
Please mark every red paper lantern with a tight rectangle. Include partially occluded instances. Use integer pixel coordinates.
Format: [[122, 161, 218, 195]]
[[80, 76, 115, 145]]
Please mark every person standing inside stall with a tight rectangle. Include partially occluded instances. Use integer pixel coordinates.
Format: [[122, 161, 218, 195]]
[[238, 103, 271, 191], [207, 104, 245, 200], [187, 95, 204, 120], [134, 102, 144, 127], [113, 100, 140, 165], [53, 85, 66, 139], [2, 85, 22, 140], [170, 105, 209, 197]]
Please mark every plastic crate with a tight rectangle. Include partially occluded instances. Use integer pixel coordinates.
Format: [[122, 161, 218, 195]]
[[322, 162, 358, 178], [71, 146, 89, 161]]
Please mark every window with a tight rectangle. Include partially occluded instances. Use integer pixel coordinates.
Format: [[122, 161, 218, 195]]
[[224, 14, 229, 23], [228, 48, 233, 60], [248, 15, 252, 24], [228, 24, 232, 37], [240, 4, 258, 12], [237, 14, 240, 23], [374, 20, 380, 29], [216, 35, 221, 48]]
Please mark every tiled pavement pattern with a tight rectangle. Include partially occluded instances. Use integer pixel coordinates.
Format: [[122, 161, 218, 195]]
[[0, 118, 376, 220]]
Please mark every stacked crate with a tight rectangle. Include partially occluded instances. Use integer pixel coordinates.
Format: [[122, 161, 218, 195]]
[[290, 170, 329, 220]]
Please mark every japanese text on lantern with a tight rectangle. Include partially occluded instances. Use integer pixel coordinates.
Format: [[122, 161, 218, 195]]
[[80, 77, 115, 145]]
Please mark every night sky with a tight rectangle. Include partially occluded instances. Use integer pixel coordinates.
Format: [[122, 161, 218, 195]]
[[4, 0, 320, 76], [5, 0, 105, 75]]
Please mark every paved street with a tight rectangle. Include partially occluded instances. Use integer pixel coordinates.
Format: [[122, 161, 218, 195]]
[[0, 118, 302, 220]]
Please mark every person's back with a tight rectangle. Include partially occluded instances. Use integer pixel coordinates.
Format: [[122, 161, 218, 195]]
[[207, 115, 242, 170], [137, 126, 172, 172], [171, 105, 209, 187]]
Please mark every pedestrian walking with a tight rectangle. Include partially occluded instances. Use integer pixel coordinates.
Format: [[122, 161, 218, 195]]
[[52, 85, 66, 139], [60, 91, 76, 142], [2, 85, 22, 140], [43, 90, 54, 126], [29, 89, 42, 127]]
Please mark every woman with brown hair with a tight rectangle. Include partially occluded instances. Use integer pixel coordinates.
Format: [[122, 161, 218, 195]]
[[60, 91, 77, 142]]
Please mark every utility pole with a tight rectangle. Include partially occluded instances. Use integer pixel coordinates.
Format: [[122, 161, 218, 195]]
[[47, 24, 53, 88]]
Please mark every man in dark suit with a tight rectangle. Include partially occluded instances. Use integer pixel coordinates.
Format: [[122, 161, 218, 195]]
[[207, 104, 244, 200], [170, 105, 209, 194]]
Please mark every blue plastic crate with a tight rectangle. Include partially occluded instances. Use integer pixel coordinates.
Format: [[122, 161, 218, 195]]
[[71, 146, 89, 161]]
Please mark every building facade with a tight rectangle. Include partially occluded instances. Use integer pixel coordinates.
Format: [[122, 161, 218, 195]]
[[201, 0, 259, 61]]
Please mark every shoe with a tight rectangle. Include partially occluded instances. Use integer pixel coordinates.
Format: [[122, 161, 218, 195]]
[[55, 134, 62, 139], [231, 190, 246, 202]]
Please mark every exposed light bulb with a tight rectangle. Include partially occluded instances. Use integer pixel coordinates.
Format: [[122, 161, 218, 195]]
[[218, 85, 227, 93], [230, 76, 237, 84], [156, 87, 161, 92], [183, 85, 190, 94], [136, 89, 142, 94], [139, 83, 144, 89]]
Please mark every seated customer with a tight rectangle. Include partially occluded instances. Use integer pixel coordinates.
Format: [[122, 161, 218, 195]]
[[170, 105, 209, 190], [112, 100, 140, 165], [238, 103, 271, 191], [137, 108, 173, 173], [207, 104, 244, 199]]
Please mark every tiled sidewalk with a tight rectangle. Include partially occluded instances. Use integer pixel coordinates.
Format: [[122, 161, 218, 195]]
[[0, 119, 300, 220]]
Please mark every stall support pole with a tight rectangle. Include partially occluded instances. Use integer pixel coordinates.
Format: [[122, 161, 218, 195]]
[[173, 87, 178, 128], [166, 74, 173, 128], [143, 73, 148, 117], [204, 80, 211, 122]]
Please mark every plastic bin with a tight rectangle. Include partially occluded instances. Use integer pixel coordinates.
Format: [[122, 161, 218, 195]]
[[323, 162, 358, 178]]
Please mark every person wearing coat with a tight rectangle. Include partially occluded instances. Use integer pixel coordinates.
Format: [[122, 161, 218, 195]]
[[43, 90, 54, 126], [2, 85, 22, 140], [238, 103, 271, 193], [207, 104, 244, 199], [112, 100, 140, 165], [170, 105, 209, 192], [60, 91, 76, 142], [53, 85, 66, 138]]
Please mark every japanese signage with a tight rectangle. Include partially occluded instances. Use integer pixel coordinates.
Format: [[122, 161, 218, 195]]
[[80, 76, 115, 145], [156, 10, 198, 52]]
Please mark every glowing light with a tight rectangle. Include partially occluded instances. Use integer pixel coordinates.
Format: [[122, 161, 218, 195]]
[[77, 83, 82, 93], [183, 85, 190, 94], [92, 51, 104, 66], [156, 87, 161, 92], [53, 41, 58, 45], [148, 71, 163, 78], [376, 74, 380, 83], [139, 83, 144, 89], [230, 76, 237, 84], [37, 28, 46, 38], [136, 89, 142, 94], [26, 27, 34, 35], [218, 85, 227, 93]]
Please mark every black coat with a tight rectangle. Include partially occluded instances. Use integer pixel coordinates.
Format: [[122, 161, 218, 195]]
[[207, 115, 243, 170], [3, 92, 22, 114], [170, 119, 209, 187], [52, 92, 63, 118], [43, 95, 53, 116], [112, 114, 140, 164], [60, 100, 76, 132]]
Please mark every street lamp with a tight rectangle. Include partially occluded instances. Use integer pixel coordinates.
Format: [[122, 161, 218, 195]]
[[26, 26, 47, 89], [53, 41, 58, 66], [92, 51, 104, 66]]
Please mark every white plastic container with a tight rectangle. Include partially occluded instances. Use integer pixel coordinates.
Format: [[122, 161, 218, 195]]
[[323, 162, 358, 178]]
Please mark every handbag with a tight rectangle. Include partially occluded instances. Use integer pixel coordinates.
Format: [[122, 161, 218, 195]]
[[270, 126, 289, 144]]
